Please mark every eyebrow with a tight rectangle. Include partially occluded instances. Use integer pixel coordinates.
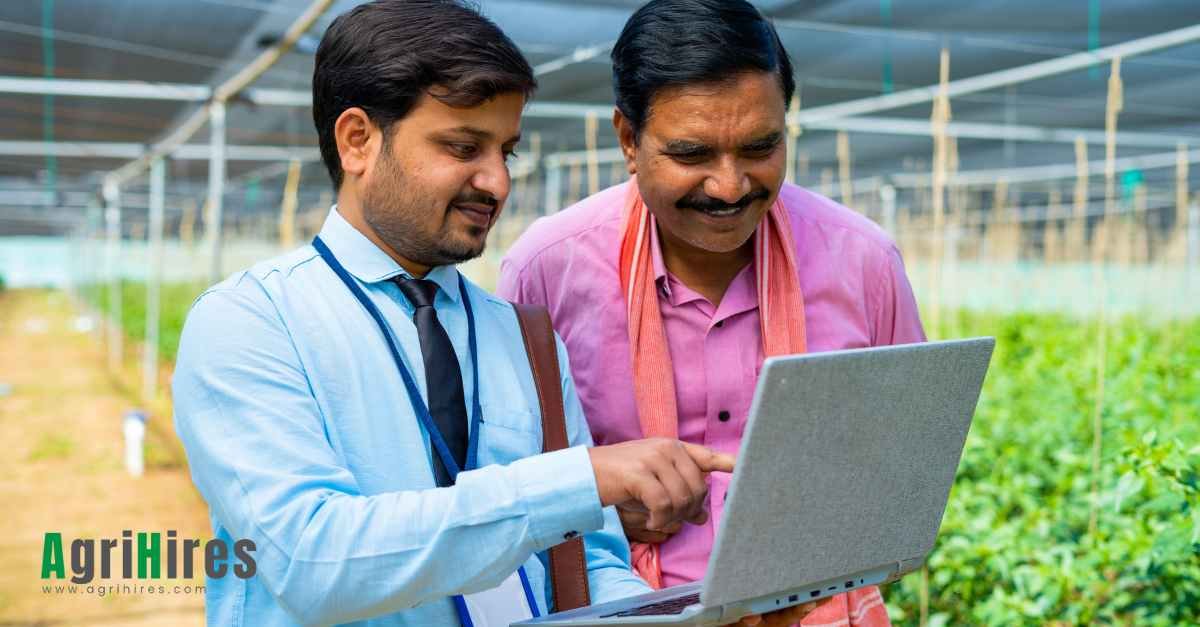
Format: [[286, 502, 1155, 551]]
[[440, 126, 522, 145], [742, 131, 784, 149], [662, 131, 784, 155], [662, 140, 711, 154]]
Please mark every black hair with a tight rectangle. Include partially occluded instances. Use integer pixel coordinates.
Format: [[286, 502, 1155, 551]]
[[611, 0, 795, 139], [312, 0, 536, 188]]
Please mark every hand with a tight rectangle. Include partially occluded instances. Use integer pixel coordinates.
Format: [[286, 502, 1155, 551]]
[[618, 505, 683, 543], [588, 438, 735, 532], [735, 598, 828, 626]]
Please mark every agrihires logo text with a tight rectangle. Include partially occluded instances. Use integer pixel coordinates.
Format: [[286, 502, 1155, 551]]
[[42, 530, 256, 584]]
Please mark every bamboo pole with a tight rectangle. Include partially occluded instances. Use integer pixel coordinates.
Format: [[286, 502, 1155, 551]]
[[566, 162, 582, 207], [836, 131, 853, 208], [928, 47, 951, 337], [1069, 137, 1089, 262], [585, 112, 600, 196], [1045, 188, 1062, 265], [919, 563, 929, 627], [786, 97, 801, 184], [1175, 142, 1190, 264], [947, 136, 963, 337], [278, 158, 301, 249], [180, 199, 197, 247], [515, 132, 541, 217], [1089, 57, 1122, 540], [1104, 57, 1124, 218]]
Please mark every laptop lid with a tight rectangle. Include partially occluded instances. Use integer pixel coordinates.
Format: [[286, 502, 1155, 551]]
[[700, 338, 994, 607]]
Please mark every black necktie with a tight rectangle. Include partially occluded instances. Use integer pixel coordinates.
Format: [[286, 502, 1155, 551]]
[[394, 277, 468, 487]]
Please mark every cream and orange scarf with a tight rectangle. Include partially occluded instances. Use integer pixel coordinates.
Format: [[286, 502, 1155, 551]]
[[617, 179, 891, 626]]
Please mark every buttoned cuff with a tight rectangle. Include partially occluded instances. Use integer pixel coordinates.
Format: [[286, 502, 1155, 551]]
[[509, 445, 604, 552]]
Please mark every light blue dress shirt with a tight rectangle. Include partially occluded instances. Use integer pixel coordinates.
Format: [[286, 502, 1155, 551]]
[[172, 208, 651, 626]]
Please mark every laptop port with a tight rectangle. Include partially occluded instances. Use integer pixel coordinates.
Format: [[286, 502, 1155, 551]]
[[845, 581, 853, 588], [810, 590, 820, 598], [788, 595, 798, 603]]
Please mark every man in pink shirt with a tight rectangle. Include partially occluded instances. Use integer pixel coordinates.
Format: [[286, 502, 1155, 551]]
[[500, 1, 923, 624]]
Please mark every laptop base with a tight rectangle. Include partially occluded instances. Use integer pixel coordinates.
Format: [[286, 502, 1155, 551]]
[[518, 564, 895, 626]]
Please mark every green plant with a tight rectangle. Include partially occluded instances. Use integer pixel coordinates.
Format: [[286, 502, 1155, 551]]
[[82, 280, 205, 362], [885, 312, 1200, 625]]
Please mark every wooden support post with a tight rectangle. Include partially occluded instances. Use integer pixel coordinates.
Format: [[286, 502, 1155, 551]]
[[837, 130, 854, 208], [279, 158, 301, 250], [928, 47, 951, 337], [585, 113, 600, 197], [786, 97, 801, 184]]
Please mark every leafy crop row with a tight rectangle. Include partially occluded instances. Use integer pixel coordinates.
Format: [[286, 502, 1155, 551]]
[[84, 283, 1198, 624]]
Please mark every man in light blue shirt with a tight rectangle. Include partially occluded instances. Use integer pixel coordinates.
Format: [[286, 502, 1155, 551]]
[[172, 1, 730, 625]]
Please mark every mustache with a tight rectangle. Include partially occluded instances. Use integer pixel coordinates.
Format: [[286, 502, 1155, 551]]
[[451, 191, 499, 210], [675, 188, 769, 212]]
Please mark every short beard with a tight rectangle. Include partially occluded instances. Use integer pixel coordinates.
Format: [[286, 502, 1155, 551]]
[[361, 150, 487, 268]]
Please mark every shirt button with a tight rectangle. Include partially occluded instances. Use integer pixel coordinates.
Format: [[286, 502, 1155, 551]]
[[718, 410, 731, 422], [563, 530, 579, 540]]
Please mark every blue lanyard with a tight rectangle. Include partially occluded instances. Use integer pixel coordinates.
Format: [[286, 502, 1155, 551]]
[[313, 236, 483, 479], [313, 236, 541, 622]]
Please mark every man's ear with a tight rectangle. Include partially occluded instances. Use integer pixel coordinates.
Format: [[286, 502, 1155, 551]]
[[334, 107, 379, 181], [613, 108, 638, 176]]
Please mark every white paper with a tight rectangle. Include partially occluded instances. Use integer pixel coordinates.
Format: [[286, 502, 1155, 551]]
[[461, 570, 536, 627]]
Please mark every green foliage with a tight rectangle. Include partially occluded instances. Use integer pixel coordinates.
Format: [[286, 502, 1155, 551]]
[[83, 280, 205, 362], [886, 312, 1200, 625], [78, 280, 1200, 622], [0, 272, 7, 291]]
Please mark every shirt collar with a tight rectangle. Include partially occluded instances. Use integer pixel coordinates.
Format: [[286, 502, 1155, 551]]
[[649, 216, 672, 298], [317, 206, 462, 303]]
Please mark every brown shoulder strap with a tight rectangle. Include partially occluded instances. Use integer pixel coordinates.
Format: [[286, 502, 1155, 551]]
[[513, 303, 592, 613]]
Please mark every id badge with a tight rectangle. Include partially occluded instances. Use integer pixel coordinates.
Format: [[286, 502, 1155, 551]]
[[457, 567, 539, 627]]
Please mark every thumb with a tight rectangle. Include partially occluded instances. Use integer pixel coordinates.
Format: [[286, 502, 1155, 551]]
[[682, 442, 735, 473]]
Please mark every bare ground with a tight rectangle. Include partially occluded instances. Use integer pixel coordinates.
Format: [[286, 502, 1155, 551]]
[[0, 290, 207, 627]]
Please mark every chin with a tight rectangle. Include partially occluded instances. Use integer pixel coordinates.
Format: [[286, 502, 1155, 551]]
[[687, 232, 756, 255], [440, 238, 488, 264]]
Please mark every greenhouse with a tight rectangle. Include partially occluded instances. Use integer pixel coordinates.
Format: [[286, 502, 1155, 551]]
[[0, 1, 1196, 625]]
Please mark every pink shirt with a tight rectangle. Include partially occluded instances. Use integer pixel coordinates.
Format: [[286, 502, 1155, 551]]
[[498, 181, 925, 588]]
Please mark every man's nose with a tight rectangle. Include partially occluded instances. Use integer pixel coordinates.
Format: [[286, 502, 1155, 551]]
[[703, 156, 751, 204]]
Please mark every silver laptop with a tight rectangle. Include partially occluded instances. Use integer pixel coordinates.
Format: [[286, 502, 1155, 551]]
[[516, 337, 994, 627]]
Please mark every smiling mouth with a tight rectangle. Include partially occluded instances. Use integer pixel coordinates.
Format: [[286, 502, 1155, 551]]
[[452, 203, 496, 225], [693, 204, 747, 218]]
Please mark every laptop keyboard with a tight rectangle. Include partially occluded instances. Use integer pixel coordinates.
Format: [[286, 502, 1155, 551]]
[[601, 592, 701, 617]]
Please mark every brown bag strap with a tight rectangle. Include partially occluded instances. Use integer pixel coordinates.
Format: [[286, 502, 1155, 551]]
[[512, 303, 592, 613]]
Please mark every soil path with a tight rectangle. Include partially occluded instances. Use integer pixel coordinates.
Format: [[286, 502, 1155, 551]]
[[0, 290, 207, 626]]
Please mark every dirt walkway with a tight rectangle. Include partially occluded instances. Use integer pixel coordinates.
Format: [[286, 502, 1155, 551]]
[[0, 290, 207, 626]]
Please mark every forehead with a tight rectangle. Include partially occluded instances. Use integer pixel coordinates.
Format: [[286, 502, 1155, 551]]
[[642, 72, 786, 142], [400, 90, 525, 138]]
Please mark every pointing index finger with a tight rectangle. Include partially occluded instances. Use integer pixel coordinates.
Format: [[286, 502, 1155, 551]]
[[681, 442, 735, 473]]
